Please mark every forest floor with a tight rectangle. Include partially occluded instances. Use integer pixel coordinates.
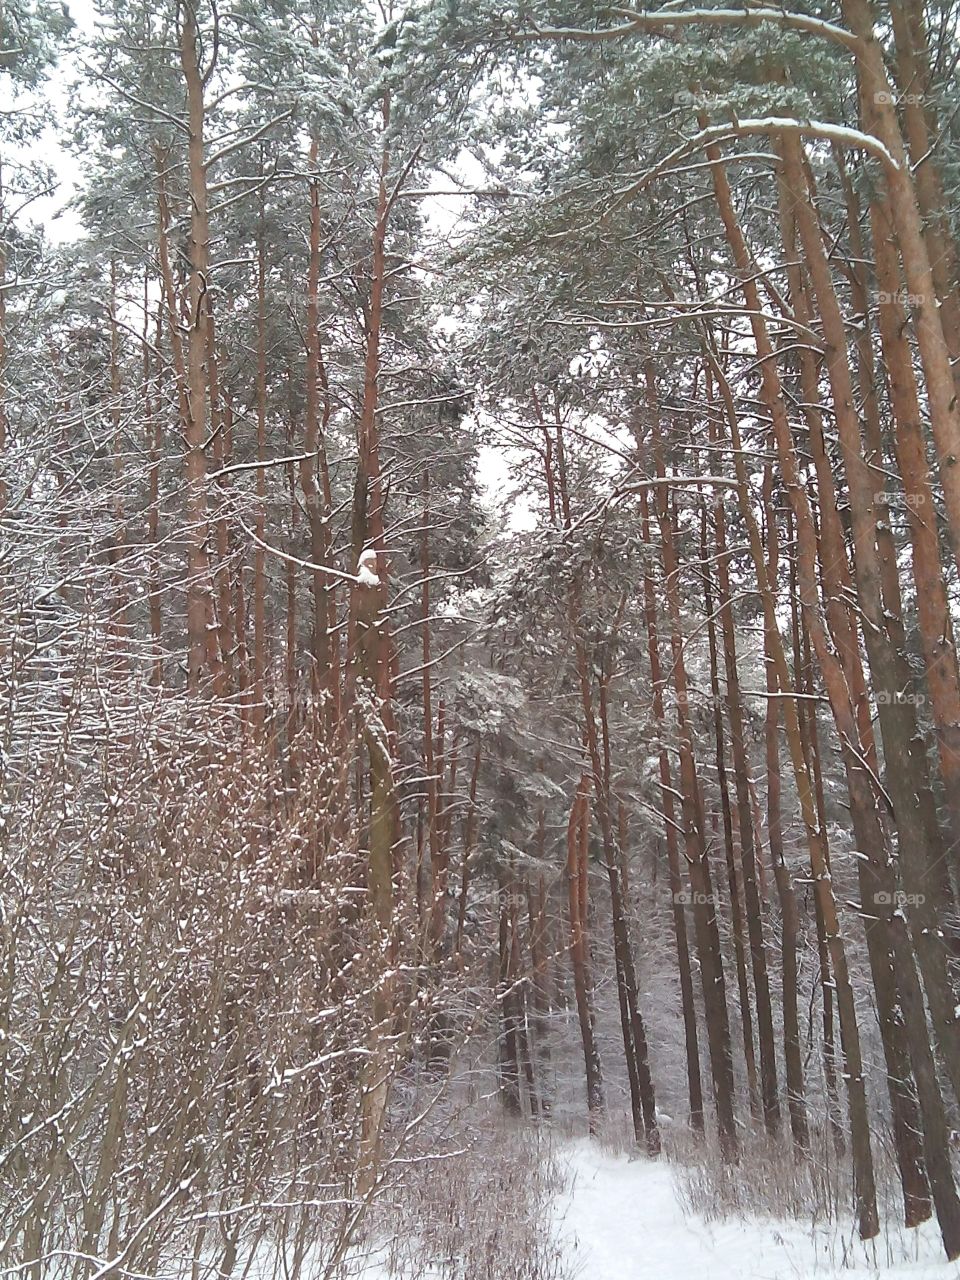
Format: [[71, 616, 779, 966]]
[[551, 1139, 960, 1280]]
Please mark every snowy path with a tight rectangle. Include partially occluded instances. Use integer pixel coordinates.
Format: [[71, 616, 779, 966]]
[[552, 1140, 960, 1280]]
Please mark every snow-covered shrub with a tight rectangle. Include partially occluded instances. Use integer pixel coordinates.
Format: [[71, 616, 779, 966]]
[[0, 683, 433, 1278]]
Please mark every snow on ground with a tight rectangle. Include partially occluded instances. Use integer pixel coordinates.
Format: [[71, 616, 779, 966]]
[[552, 1140, 960, 1280]]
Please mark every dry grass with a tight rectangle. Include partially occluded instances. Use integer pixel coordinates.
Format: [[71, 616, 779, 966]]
[[667, 1122, 902, 1227], [371, 1117, 571, 1280]]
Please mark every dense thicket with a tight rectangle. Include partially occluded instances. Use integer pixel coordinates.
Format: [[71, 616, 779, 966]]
[[6, 0, 960, 1272]]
